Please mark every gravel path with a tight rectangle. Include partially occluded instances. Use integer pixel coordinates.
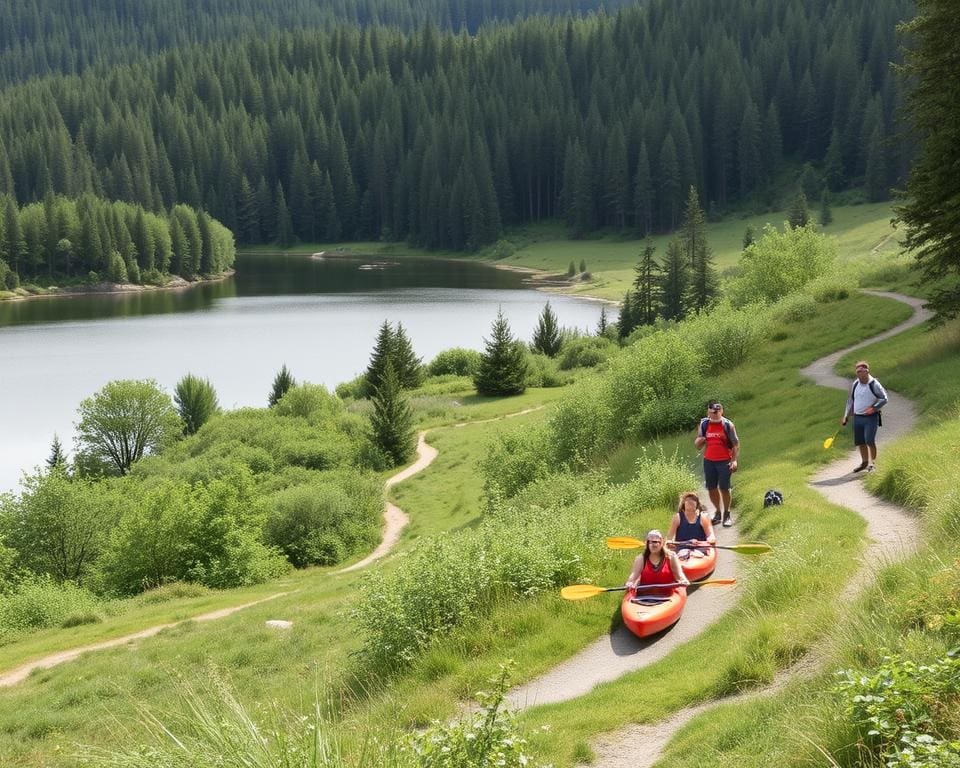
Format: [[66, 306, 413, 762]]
[[584, 291, 930, 768]]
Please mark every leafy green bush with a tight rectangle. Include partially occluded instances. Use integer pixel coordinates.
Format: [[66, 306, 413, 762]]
[[770, 293, 818, 324], [727, 223, 838, 307], [803, 273, 850, 302], [681, 302, 770, 373], [0, 575, 102, 636], [427, 347, 483, 377], [558, 336, 617, 370], [403, 666, 545, 768], [335, 374, 367, 400], [523, 351, 566, 388], [273, 383, 343, 421], [835, 653, 960, 768], [605, 329, 708, 440], [547, 380, 613, 468], [480, 425, 554, 502], [100, 469, 289, 594], [264, 472, 382, 567], [353, 474, 626, 668]]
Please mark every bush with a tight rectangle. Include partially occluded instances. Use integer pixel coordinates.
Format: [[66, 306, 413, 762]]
[[0, 575, 102, 636], [523, 351, 566, 388], [427, 347, 482, 377], [770, 293, 818, 324], [727, 223, 838, 307], [264, 473, 382, 567], [335, 374, 367, 400], [558, 336, 617, 370], [547, 380, 613, 468], [273, 384, 343, 421], [681, 301, 770, 373], [802, 273, 850, 302], [480, 425, 554, 502]]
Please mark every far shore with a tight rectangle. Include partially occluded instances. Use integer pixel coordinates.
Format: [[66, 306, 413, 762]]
[[0, 270, 235, 303]]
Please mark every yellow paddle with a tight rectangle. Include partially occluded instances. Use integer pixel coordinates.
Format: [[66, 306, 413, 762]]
[[823, 425, 844, 449], [561, 578, 736, 601], [605, 537, 771, 555]]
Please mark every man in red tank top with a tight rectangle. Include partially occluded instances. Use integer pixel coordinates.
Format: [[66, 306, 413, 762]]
[[694, 401, 740, 528]]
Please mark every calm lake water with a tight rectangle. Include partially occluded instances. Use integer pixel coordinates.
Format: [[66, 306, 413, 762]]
[[0, 253, 610, 492]]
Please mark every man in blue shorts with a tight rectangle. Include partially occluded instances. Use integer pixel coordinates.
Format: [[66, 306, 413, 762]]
[[694, 401, 740, 527], [841, 360, 888, 473]]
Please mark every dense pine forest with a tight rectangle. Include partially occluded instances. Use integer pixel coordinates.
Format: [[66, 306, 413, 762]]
[[0, 0, 912, 265], [0, 0, 630, 85]]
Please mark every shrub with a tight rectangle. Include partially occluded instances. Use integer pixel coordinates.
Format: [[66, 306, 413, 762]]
[[547, 380, 613, 467], [427, 347, 482, 377], [0, 575, 102, 636], [681, 301, 770, 373], [802, 273, 850, 302], [523, 351, 566, 388], [770, 293, 818, 324], [480, 425, 554, 502], [727, 223, 838, 307], [273, 383, 342, 421], [558, 336, 617, 370], [835, 653, 960, 768], [174, 374, 220, 435], [335, 374, 367, 400], [264, 473, 382, 567]]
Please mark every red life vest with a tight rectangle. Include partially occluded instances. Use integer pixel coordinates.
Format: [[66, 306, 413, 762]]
[[640, 554, 676, 586]]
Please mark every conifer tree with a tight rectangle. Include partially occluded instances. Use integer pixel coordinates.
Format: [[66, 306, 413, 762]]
[[632, 242, 660, 326], [597, 306, 609, 336], [679, 187, 717, 311], [617, 291, 636, 340], [392, 322, 423, 389], [369, 359, 415, 467], [660, 240, 689, 321], [47, 434, 67, 471], [268, 364, 295, 407], [275, 182, 294, 247], [532, 302, 562, 357], [174, 373, 220, 435], [364, 320, 395, 397], [474, 309, 528, 396], [898, 0, 960, 319], [787, 192, 810, 228], [819, 189, 834, 227], [743, 225, 756, 250]]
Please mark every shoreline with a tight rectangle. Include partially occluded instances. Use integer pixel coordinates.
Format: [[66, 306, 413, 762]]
[[0, 270, 235, 303]]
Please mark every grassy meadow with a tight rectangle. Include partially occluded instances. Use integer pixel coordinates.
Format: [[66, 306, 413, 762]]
[[3, 209, 958, 768]]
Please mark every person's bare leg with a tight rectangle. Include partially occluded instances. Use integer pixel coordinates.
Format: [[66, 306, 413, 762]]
[[721, 489, 732, 514], [869, 444, 877, 461], [708, 488, 722, 520]]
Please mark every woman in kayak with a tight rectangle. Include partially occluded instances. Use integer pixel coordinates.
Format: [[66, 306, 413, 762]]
[[667, 491, 716, 561], [624, 529, 689, 589]]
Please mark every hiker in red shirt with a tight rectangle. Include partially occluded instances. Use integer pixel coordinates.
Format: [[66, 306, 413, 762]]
[[694, 401, 740, 528]]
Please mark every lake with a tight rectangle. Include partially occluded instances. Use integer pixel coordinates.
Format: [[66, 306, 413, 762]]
[[0, 253, 611, 492]]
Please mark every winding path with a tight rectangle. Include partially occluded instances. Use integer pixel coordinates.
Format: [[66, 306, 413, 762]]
[[583, 291, 931, 767]]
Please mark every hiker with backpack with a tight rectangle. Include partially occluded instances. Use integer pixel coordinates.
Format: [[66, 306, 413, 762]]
[[694, 401, 740, 528], [841, 360, 888, 473]]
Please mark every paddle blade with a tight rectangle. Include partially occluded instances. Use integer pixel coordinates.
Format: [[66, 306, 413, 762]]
[[561, 584, 609, 601], [606, 536, 643, 550], [823, 437, 835, 450], [728, 543, 772, 555], [693, 578, 737, 588]]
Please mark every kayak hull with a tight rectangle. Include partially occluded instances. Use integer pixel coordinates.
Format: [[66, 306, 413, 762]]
[[677, 545, 717, 582], [620, 586, 687, 638]]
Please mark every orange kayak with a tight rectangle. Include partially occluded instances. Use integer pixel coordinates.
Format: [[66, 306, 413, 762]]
[[676, 545, 717, 582], [620, 586, 687, 638]]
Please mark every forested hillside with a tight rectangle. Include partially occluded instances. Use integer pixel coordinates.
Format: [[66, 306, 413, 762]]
[[0, 0, 630, 85], [0, 0, 911, 257]]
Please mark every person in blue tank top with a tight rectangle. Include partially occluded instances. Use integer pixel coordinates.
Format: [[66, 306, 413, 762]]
[[667, 491, 716, 560]]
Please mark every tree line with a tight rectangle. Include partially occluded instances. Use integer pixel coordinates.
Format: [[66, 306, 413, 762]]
[[0, 0, 911, 253], [0, 0, 629, 86], [0, 194, 235, 287]]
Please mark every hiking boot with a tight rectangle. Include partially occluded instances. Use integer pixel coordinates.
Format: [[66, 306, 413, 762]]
[[722, 512, 733, 527], [866, 463, 876, 473], [853, 461, 869, 473], [711, 511, 722, 525]]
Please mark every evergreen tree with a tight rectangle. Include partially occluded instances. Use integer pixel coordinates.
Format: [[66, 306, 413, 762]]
[[579, 258, 587, 273], [823, 128, 846, 191], [364, 320, 396, 397], [268, 364, 295, 407], [864, 128, 888, 202], [819, 189, 834, 227], [898, 0, 960, 319], [597, 306, 609, 336], [660, 240, 689, 321], [633, 141, 654, 235], [532, 302, 562, 357], [632, 242, 660, 326], [473, 309, 528, 396], [392, 322, 423, 389], [47, 434, 67, 471], [787, 192, 810, 228], [174, 373, 220, 435], [679, 187, 717, 311], [275, 182, 294, 247], [743, 225, 756, 250], [368, 359, 416, 467], [617, 290, 636, 340], [567, 260, 576, 277]]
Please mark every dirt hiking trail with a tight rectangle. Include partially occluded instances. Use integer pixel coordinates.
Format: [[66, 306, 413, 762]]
[[583, 291, 931, 768]]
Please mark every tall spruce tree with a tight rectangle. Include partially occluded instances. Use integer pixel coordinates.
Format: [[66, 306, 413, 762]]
[[392, 322, 423, 389], [47, 434, 67, 471], [787, 192, 810, 228], [369, 359, 416, 467], [364, 320, 396, 397], [898, 0, 960, 319], [819, 189, 834, 227], [474, 309, 528, 396], [532, 302, 562, 357], [617, 291, 636, 340], [597, 306, 609, 336], [660, 240, 689, 321], [268, 364, 295, 407], [679, 187, 717, 311], [632, 242, 660, 326]]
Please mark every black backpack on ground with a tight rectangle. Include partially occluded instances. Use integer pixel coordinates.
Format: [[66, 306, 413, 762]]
[[763, 490, 784, 508]]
